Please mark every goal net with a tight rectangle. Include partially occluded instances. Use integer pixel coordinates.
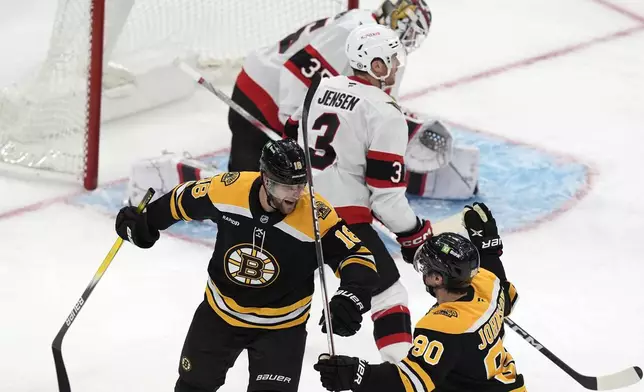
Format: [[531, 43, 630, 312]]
[[0, 0, 355, 189]]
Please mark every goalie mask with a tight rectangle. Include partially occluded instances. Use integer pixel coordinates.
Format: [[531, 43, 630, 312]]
[[259, 138, 307, 214], [376, 0, 432, 53], [413, 232, 480, 296]]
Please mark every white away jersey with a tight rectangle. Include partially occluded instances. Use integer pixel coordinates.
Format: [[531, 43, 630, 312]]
[[292, 76, 417, 234], [237, 9, 404, 134]]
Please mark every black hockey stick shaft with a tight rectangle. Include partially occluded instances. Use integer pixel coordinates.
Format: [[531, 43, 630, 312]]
[[505, 317, 642, 390], [300, 74, 336, 355], [51, 188, 155, 392], [176, 62, 336, 352], [175, 60, 280, 142]]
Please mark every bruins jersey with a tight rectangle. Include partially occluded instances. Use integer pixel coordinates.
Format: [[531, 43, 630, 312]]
[[363, 268, 523, 392], [145, 171, 379, 330]]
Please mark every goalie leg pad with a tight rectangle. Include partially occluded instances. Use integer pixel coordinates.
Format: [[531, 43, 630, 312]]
[[127, 153, 220, 206], [407, 145, 479, 200]]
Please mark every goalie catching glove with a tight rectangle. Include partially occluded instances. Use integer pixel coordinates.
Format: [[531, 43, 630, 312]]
[[115, 206, 160, 249], [395, 218, 433, 263], [320, 287, 370, 337]]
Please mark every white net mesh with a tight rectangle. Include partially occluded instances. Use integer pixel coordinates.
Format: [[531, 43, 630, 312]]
[[0, 0, 348, 183]]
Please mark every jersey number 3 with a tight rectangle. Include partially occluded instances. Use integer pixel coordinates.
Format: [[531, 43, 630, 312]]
[[310, 113, 340, 170]]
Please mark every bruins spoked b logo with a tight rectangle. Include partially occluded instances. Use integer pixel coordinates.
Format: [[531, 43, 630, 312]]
[[224, 244, 280, 287]]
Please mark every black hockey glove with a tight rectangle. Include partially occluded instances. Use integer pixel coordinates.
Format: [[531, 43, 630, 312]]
[[396, 218, 433, 263], [115, 206, 160, 249], [320, 288, 367, 337], [463, 202, 503, 256], [314, 354, 370, 392]]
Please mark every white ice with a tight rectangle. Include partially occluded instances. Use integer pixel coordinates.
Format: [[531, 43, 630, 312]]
[[1, 0, 643, 391]]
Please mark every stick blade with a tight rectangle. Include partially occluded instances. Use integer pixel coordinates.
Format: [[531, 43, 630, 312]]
[[595, 366, 643, 390], [52, 345, 71, 392]]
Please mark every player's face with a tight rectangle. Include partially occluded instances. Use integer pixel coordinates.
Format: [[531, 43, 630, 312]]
[[423, 273, 442, 298], [384, 56, 400, 86], [266, 178, 306, 214], [381, 50, 406, 87]]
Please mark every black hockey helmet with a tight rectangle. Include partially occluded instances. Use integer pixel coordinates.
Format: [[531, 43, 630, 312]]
[[413, 232, 480, 290], [259, 138, 307, 185]]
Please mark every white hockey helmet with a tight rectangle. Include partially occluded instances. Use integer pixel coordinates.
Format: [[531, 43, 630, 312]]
[[376, 0, 432, 53], [345, 24, 407, 86]]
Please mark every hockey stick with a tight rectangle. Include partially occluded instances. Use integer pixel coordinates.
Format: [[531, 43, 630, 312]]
[[174, 61, 465, 237], [505, 317, 642, 390], [174, 60, 281, 143], [52, 188, 155, 392], [176, 62, 337, 353], [300, 74, 337, 355]]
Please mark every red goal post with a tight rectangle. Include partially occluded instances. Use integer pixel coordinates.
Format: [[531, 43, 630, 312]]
[[0, 0, 359, 190]]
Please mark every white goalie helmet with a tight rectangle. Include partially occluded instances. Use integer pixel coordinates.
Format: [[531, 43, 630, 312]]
[[345, 24, 407, 87], [376, 0, 432, 53]]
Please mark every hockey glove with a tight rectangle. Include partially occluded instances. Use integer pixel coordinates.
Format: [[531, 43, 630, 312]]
[[320, 288, 367, 337], [314, 354, 370, 392], [396, 218, 433, 263], [115, 206, 160, 249], [463, 202, 503, 256]]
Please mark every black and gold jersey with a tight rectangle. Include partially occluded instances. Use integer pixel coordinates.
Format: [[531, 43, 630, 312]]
[[145, 171, 378, 329], [363, 268, 523, 392]]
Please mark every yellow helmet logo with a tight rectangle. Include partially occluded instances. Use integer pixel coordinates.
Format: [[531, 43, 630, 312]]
[[390, 1, 417, 30]]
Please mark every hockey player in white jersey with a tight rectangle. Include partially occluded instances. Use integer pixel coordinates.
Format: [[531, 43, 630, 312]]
[[287, 24, 433, 363], [227, 0, 432, 172]]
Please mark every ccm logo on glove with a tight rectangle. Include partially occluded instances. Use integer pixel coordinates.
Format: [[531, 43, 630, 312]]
[[399, 231, 431, 247], [336, 289, 364, 311]]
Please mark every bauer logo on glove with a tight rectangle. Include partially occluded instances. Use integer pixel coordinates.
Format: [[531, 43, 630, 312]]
[[462, 202, 503, 256]]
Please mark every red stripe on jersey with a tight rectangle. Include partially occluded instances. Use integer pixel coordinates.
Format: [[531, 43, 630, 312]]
[[375, 333, 413, 349], [235, 69, 284, 132], [367, 150, 404, 163], [285, 44, 339, 87], [284, 60, 312, 87], [366, 178, 407, 188], [177, 162, 185, 183], [304, 45, 339, 76], [335, 206, 373, 225], [408, 122, 422, 141], [405, 171, 428, 196], [417, 172, 427, 194], [177, 162, 201, 183], [372, 305, 411, 321]]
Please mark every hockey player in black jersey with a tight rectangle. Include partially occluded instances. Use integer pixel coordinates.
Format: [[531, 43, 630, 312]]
[[314, 203, 526, 392], [115, 138, 379, 392]]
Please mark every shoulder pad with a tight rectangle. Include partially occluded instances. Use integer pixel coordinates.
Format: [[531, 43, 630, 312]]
[[207, 171, 258, 208]]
